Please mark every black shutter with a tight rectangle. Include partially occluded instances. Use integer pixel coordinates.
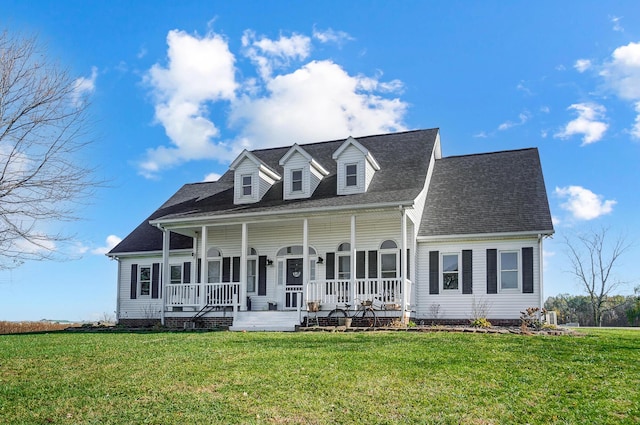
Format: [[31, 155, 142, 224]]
[[197, 259, 202, 283], [522, 247, 534, 293], [258, 256, 267, 296], [406, 249, 410, 280], [462, 250, 473, 294], [183, 262, 191, 284], [130, 264, 138, 299], [151, 263, 160, 299], [232, 257, 240, 282], [429, 251, 439, 294], [368, 251, 378, 278], [356, 251, 366, 279], [222, 257, 231, 282], [486, 249, 497, 294], [326, 253, 335, 280]]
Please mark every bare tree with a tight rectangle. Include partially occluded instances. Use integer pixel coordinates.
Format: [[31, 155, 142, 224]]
[[564, 227, 633, 327], [0, 31, 97, 269]]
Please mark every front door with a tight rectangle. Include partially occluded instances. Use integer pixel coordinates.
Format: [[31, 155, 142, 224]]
[[285, 258, 303, 308]]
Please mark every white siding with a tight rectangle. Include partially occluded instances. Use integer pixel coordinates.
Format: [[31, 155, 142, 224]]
[[117, 252, 191, 320], [282, 152, 311, 200], [309, 166, 323, 196], [336, 145, 366, 195], [415, 236, 542, 320], [234, 159, 259, 204]]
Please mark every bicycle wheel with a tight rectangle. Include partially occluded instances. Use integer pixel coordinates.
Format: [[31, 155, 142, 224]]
[[327, 308, 348, 326], [361, 307, 377, 327]]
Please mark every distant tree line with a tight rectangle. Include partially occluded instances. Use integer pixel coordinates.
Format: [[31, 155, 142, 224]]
[[545, 288, 640, 327]]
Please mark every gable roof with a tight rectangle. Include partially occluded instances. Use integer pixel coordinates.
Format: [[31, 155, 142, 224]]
[[278, 144, 330, 176], [332, 136, 381, 170], [110, 129, 439, 254], [229, 149, 281, 181], [419, 148, 554, 238]]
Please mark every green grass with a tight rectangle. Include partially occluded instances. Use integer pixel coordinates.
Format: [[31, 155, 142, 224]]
[[0, 329, 638, 424]]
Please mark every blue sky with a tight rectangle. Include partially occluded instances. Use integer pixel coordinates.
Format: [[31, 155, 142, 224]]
[[1, 1, 639, 321]]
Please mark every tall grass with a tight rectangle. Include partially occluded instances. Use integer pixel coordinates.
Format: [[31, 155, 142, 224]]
[[0, 321, 80, 334]]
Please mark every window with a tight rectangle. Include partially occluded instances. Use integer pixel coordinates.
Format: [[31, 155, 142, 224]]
[[242, 174, 252, 196], [247, 247, 257, 293], [442, 254, 459, 291], [346, 164, 357, 187], [170, 265, 182, 284], [500, 251, 519, 290], [139, 266, 151, 296], [207, 247, 222, 283], [337, 242, 351, 279], [291, 169, 303, 192], [380, 240, 398, 278]]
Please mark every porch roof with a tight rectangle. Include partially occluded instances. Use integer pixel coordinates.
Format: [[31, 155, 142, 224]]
[[109, 129, 438, 255]]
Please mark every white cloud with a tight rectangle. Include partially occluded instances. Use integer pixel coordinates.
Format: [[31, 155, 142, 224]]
[[203, 172, 221, 182], [141, 28, 408, 177], [498, 112, 530, 131], [555, 185, 616, 220], [554, 103, 608, 145], [610, 16, 624, 32], [72, 66, 98, 105], [92, 235, 122, 255], [574, 59, 592, 73], [632, 102, 640, 139], [229, 60, 407, 149], [242, 31, 311, 80], [312, 27, 353, 45], [473, 131, 489, 138], [600, 41, 640, 101], [141, 30, 238, 177], [540, 106, 550, 113]]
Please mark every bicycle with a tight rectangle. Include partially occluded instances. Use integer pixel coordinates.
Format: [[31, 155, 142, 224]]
[[327, 299, 380, 327]]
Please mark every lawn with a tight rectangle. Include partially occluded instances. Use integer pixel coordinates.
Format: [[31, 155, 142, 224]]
[[0, 329, 638, 424]]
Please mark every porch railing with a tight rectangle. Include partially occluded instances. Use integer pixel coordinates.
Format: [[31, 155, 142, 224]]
[[306, 278, 406, 307], [165, 283, 240, 308]]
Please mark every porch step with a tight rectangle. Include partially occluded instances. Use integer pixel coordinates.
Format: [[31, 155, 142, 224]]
[[229, 311, 301, 332]]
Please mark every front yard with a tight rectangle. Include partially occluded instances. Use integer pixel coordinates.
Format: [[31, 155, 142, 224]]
[[0, 329, 638, 424]]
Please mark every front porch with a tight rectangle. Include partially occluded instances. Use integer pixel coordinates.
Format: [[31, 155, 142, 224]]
[[163, 278, 409, 330]]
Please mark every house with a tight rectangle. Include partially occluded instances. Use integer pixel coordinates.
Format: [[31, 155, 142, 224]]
[[107, 129, 554, 330]]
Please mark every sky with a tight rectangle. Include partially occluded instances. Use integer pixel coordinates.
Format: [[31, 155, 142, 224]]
[[1, 1, 639, 321]]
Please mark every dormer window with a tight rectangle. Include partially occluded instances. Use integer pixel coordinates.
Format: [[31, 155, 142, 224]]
[[346, 164, 358, 187], [279, 144, 329, 201], [333, 136, 380, 195], [242, 175, 252, 196], [230, 150, 281, 205], [291, 169, 303, 192]]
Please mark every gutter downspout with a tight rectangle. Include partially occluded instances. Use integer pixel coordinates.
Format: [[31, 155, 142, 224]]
[[538, 233, 544, 313], [400, 206, 408, 324]]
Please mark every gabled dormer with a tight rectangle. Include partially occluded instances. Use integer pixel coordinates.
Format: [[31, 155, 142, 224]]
[[229, 150, 281, 205], [332, 136, 380, 195], [278, 144, 329, 200]]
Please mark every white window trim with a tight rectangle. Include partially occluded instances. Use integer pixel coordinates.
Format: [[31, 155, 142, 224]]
[[241, 174, 253, 197], [247, 257, 257, 294], [379, 251, 399, 279], [441, 252, 461, 293], [499, 250, 521, 292], [139, 265, 152, 298], [169, 264, 183, 285], [291, 169, 303, 193], [345, 163, 358, 187], [207, 258, 222, 284]]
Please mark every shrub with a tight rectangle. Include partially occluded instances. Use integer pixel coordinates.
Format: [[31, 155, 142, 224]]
[[470, 317, 492, 328]]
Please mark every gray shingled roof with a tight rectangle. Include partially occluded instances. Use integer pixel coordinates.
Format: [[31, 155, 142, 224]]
[[419, 148, 554, 237], [110, 129, 438, 254]]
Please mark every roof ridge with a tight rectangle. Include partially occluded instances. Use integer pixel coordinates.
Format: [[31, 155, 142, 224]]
[[442, 147, 537, 160], [248, 128, 439, 154]]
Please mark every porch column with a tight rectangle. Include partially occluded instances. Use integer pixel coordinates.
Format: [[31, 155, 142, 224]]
[[350, 215, 356, 305], [303, 218, 309, 305], [161, 228, 170, 325], [200, 225, 208, 309], [401, 207, 408, 323], [240, 223, 248, 311]]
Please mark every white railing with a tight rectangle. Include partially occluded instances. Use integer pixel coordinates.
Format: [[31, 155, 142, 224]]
[[306, 279, 407, 308], [165, 283, 240, 308]]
